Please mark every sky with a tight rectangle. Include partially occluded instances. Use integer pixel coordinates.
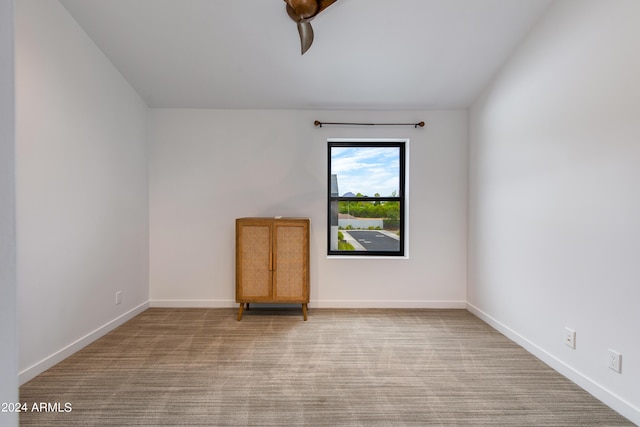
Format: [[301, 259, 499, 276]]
[[331, 146, 400, 197]]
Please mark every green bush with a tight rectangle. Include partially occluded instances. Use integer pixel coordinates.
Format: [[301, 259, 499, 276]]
[[338, 241, 355, 250]]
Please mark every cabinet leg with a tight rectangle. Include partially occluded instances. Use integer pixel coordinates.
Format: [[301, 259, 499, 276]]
[[246, 303, 250, 311], [237, 303, 244, 321], [302, 303, 308, 321]]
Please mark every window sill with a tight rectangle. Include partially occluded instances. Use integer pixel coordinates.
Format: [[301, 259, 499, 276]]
[[326, 255, 409, 260]]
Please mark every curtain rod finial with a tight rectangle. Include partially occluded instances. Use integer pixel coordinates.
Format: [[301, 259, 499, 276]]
[[314, 120, 322, 127], [416, 121, 425, 128]]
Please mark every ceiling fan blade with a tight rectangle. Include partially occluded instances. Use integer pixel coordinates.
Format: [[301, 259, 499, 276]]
[[285, 0, 335, 54], [316, 0, 337, 15], [297, 21, 314, 55]]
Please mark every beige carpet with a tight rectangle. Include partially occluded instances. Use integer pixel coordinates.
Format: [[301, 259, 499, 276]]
[[20, 308, 633, 426]]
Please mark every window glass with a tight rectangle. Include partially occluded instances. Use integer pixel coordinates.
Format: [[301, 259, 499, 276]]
[[328, 141, 406, 256]]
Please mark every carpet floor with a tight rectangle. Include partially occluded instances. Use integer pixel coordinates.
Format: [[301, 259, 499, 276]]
[[19, 308, 634, 426]]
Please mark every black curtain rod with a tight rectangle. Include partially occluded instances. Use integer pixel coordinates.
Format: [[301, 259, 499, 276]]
[[314, 120, 425, 128]]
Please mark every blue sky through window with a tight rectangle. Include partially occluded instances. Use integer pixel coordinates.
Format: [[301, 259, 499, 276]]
[[331, 147, 399, 197]]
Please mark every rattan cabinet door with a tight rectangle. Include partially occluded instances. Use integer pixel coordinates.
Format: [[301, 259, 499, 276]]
[[236, 221, 272, 301], [273, 221, 309, 302]]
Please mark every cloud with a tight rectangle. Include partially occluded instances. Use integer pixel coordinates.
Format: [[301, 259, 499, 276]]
[[331, 147, 400, 197]]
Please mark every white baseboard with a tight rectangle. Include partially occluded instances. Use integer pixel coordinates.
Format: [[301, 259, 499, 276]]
[[313, 299, 467, 309], [150, 299, 235, 308], [466, 302, 640, 425], [19, 301, 149, 385], [149, 299, 467, 309]]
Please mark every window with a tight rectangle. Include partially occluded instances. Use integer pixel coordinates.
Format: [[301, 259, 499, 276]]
[[328, 139, 407, 257]]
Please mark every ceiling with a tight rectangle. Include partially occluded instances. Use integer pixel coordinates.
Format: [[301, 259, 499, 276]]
[[59, 0, 553, 110]]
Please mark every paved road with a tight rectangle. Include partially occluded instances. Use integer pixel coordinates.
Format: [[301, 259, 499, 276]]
[[346, 230, 400, 252]]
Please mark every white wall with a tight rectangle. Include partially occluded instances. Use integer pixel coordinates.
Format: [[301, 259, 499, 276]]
[[16, 0, 149, 383], [149, 109, 467, 308], [468, 0, 640, 423], [0, 0, 18, 425]]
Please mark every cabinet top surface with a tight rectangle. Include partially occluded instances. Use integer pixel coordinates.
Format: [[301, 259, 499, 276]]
[[237, 217, 310, 221]]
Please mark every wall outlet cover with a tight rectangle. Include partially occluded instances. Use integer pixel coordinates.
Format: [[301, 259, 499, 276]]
[[608, 349, 622, 373], [565, 327, 576, 349]]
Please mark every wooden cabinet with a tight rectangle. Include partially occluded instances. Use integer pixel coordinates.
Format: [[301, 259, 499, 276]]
[[235, 217, 309, 321]]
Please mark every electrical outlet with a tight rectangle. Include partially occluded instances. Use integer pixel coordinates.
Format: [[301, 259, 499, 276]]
[[565, 327, 576, 349], [115, 291, 122, 305], [608, 349, 622, 373]]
